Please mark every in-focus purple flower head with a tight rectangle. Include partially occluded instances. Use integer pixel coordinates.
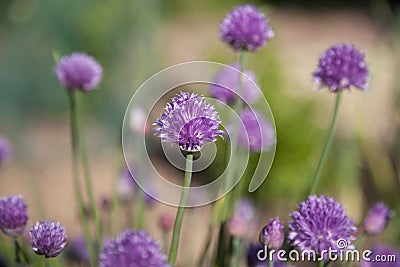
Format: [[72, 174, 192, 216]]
[[0, 195, 28, 237], [209, 64, 261, 105], [363, 202, 393, 235], [55, 52, 103, 91], [259, 217, 284, 250], [0, 135, 11, 165], [288, 195, 357, 254], [236, 108, 275, 152], [99, 229, 169, 267], [154, 92, 224, 152], [29, 221, 67, 258], [360, 244, 400, 267], [220, 5, 274, 52], [313, 43, 369, 92]]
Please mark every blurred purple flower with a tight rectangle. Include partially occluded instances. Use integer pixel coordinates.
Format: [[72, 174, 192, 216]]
[[154, 92, 223, 152], [288, 195, 356, 254], [210, 64, 261, 105], [65, 235, 89, 263], [29, 221, 67, 258], [220, 5, 274, 52], [0, 195, 28, 237], [235, 198, 256, 222], [237, 108, 275, 152], [55, 52, 103, 91], [117, 168, 136, 201], [259, 217, 284, 250], [0, 135, 11, 165], [361, 244, 400, 267], [99, 230, 169, 267], [228, 215, 247, 238], [313, 43, 369, 92], [363, 202, 393, 236], [129, 107, 148, 136]]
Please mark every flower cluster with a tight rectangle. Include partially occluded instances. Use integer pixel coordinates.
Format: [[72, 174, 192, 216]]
[[29, 221, 67, 258], [313, 43, 369, 92], [154, 92, 224, 152], [210, 64, 261, 105], [55, 52, 103, 91], [259, 217, 284, 250], [288, 195, 357, 254], [99, 230, 169, 267], [220, 5, 274, 51], [363, 202, 392, 235], [0, 195, 28, 237]]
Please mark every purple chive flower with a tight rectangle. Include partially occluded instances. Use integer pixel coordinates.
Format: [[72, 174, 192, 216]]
[[235, 198, 256, 223], [29, 221, 67, 258], [313, 43, 369, 92], [247, 243, 288, 267], [65, 236, 89, 263], [220, 5, 274, 52], [228, 215, 247, 238], [363, 202, 393, 235], [237, 108, 275, 152], [55, 52, 103, 91], [259, 217, 284, 250], [117, 167, 136, 201], [0, 195, 28, 237], [154, 92, 223, 152], [210, 64, 261, 105], [0, 135, 11, 165], [361, 244, 400, 267], [99, 230, 169, 267], [228, 198, 257, 238], [288, 195, 357, 254]]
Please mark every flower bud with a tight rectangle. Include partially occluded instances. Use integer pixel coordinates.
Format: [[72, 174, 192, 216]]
[[259, 217, 284, 250], [363, 202, 393, 235], [159, 213, 174, 233]]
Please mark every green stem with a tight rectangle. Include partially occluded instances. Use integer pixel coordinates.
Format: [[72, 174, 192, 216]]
[[71, 91, 103, 250], [135, 189, 145, 229], [268, 253, 274, 267], [231, 237, 241, 267], [319, 260, 325, 267], [45, 257, 50, 267], [196, 224, 214, 267], [68, 91, 97, 267], [309, 92, 342, 195], [168, 153, 193, 266], [14, 238, 21, 263]]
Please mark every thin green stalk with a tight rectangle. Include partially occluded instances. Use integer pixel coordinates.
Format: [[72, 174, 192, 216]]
[[72, 91, 103, 249], [135, 190, 145, 229], [231, 237, 241, 267], [168, 153, 193, 266], [309, 92, 343, 195], [45, 257, 50, 267], [269, 252, 274, 267], [196, 224, 214, 267], [68, 91, 96, 267], [14, 238, 21, 263], [318, 260, 325, 267]]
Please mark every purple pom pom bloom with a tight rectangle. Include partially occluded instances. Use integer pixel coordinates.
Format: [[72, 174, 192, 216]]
[[237, 108, 275, 152], [55, 52, 103, 91], [220, 5, 274, 52], [0, 135, 11, 165], [0, 195, 28, 237], [361, 244, 400, 267], [363, 202, 393, 235], [210, 64, 261, 104], [313, 43, 369, 92], [259, 217, 284, 250], [99, 230, 169, 267], [154, 92, 224, 152], [288, 195, 357, 254], [29, 221, 67, 258]]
